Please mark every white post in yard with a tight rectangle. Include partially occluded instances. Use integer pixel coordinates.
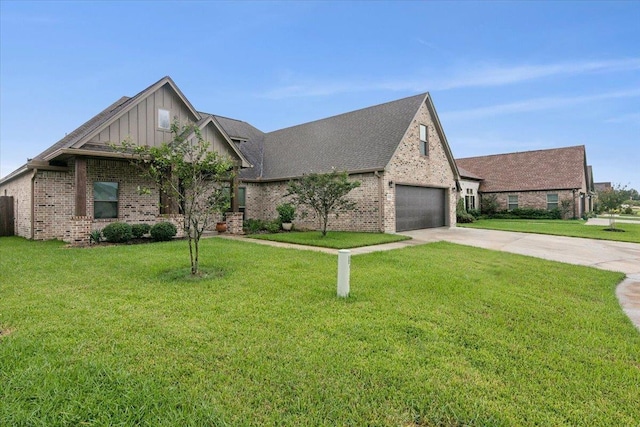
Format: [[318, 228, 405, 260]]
[[337, 249, 351, 297]]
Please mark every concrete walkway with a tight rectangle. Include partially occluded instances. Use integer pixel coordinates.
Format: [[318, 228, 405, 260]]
[[221, 228, 640, 330], [585, 217, 640, 226]]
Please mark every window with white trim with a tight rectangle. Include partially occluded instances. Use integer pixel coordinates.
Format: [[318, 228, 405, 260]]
[[507, 195, 518, 211], [547, 193, 558, 210], [465, 188, 476, 210], [419, 124, 429, 156], [158, 109, 171, 130]]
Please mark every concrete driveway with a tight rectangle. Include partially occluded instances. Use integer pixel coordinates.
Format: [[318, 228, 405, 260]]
[[391, 227, 640, 331]]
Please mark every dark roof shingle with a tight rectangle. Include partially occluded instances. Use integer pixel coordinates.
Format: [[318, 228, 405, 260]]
[[34, 96, 132, 161], [257, 93, 427, 179], [456, 146, 587, 192], [210, 115, 265, 178]]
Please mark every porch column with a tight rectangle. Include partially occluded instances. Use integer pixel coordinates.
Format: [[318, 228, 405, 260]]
[[231, 167, 239, 212], [75, 157, 87, 216]]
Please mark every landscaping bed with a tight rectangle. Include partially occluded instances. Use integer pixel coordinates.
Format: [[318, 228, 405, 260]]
[[247, 230, 411, 249]]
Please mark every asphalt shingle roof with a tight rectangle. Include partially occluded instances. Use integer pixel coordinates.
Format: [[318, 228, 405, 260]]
[[257, 93, 427, 180], [456, 146, 587, 192], [457, 166, 482, 181], [33, 96, 133, 161], [208, 115, 265, 179]]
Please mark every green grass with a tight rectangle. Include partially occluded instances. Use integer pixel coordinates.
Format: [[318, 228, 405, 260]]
[[460, 219, 640, 243], [1, 236, 639, 426], [247, 230, 411, 249]]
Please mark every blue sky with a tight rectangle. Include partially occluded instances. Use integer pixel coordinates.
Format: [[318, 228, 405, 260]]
[[1, 1, 639, 190]]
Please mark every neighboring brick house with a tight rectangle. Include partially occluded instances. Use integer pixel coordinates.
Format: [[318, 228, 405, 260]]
[[456, 146, 596, 218], [0, 76, 461, 243], [594, 182, 612, 192]]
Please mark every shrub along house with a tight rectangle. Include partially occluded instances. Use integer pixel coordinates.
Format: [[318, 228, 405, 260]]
[[0, 76, 461, 244], [456, 145, 596, 218]]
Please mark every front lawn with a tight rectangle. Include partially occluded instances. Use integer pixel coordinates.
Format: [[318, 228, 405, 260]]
[[460, 219, 640, 243], [1, 237, 639, 426], [247, 230, 411, 249]]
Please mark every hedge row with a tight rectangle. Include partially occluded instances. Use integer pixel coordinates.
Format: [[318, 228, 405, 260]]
[[96, 221, 177, 243]]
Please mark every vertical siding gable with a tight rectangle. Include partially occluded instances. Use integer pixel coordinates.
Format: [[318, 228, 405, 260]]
[[197, 122, 241, 162], [87, 83, 199, 147]]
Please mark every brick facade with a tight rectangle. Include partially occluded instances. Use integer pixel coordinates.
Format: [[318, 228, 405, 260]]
[[1, 159, 198, 243], [243, 173, 383, 232], [87, 159, 160, 228], [33, 168, 75, 241], [384, 99, 457, 231], [241, 102, 457, 234], [483, 189, 589, 218], [70, 216, 92, 245], [240, 101, 457, 234], [26, 159, 162, 242]]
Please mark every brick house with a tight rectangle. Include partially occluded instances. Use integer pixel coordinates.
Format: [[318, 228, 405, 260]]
[[456, 146, 596, 218], [0, 76, 461, 243]]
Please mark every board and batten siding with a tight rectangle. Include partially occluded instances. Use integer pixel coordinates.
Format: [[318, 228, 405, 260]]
[[200, 122, 239, 160], [87, 84, 199, 147]]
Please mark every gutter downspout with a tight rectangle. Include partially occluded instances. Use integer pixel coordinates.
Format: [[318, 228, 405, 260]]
[[30, 168, 37, 240], [375, 171, 384, 232]]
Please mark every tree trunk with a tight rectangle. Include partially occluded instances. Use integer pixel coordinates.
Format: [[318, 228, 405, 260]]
[[188, 232, 197, 275], [609, 212, 616, 229], [321, 212, 329, 236], [193, 234, 200, 275]]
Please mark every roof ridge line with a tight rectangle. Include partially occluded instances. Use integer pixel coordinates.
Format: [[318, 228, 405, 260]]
[[457, 145, 585, 160], [266, 92, 428, 135]]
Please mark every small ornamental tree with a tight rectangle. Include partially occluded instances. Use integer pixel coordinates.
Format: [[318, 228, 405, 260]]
[[598, 183, 629, 230], [117, 120, 234, 275], [286, 170, 361, 236], [480, 194, 499, 216]]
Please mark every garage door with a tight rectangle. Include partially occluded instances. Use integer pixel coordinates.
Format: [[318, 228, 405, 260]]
[[395, 185, 446, 231]]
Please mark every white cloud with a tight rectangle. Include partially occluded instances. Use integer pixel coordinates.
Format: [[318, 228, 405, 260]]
[[434, 58, 640, 90], [260, 58, 640, 99], [604, 112, 640, 124], [440, 89, 640, 121]]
